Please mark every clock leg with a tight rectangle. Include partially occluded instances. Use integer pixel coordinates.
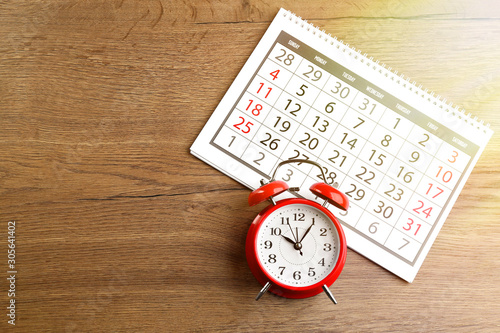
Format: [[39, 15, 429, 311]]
[[322, 285, 338, 304], [255, 282, 272, 301]]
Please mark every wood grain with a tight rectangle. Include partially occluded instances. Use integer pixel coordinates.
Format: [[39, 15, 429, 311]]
[[1, 0, 499, 331]]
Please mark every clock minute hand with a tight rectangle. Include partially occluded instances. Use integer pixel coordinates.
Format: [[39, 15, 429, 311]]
[[299, 223, 314, 243], [285, 222, 303, 256]]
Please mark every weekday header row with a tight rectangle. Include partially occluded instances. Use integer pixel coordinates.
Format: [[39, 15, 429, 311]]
[[275, 31, 478, 156]]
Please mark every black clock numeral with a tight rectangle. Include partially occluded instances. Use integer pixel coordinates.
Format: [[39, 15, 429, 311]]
[[293, 271, 301, 280], [318, 258, 325, 266], [293, 213, 305, 221], [264, 240, 272, 249], [323, 243, 332, 252], [279, 267, 285, 275], [270, 228, 281, 236], [308, 267, 316, 277], [319, 228, 327, 236], [268, 254, 277, 263]]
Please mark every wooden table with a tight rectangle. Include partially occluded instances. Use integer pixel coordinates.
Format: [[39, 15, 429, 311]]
[[1, 1, 499, 331]]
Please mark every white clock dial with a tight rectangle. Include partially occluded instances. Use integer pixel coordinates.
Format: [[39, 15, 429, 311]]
[[256, 204, 341, 287]]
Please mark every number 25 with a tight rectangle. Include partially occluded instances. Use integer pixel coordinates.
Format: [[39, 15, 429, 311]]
[[233, 117, 253, 134]]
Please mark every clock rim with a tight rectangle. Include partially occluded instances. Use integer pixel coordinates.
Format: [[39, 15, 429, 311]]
[[246, 197, 347, 299]]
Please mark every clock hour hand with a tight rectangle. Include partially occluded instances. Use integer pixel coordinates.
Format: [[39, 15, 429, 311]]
[[281, 234, 296, 245], [282, 234, 303, 256]]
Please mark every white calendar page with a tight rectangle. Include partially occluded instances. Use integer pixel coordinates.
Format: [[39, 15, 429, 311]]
[[190, 8, 493, 282]]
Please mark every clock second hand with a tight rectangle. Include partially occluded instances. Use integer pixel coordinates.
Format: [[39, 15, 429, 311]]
[[295, 227, 303, 256], [284, 222, 303, 256], [286, 221, 297, 242]]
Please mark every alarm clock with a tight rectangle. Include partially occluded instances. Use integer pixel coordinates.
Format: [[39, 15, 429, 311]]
[[246, 159, 348, 303]]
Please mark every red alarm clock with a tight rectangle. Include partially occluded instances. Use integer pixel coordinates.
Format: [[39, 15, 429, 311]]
[[246, 159, 348, 303]]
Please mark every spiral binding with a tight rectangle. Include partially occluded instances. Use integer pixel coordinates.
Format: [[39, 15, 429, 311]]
[[282, 10, 491, 133]]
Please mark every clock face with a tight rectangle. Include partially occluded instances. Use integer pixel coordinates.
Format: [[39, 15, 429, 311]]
[[256, 203, 341, 287]]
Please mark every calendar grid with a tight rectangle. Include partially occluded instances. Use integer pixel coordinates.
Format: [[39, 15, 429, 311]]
[[209, 30, 482, 267]]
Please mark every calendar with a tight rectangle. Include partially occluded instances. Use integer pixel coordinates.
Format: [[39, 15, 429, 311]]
[[190, 9, 493, 282]]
